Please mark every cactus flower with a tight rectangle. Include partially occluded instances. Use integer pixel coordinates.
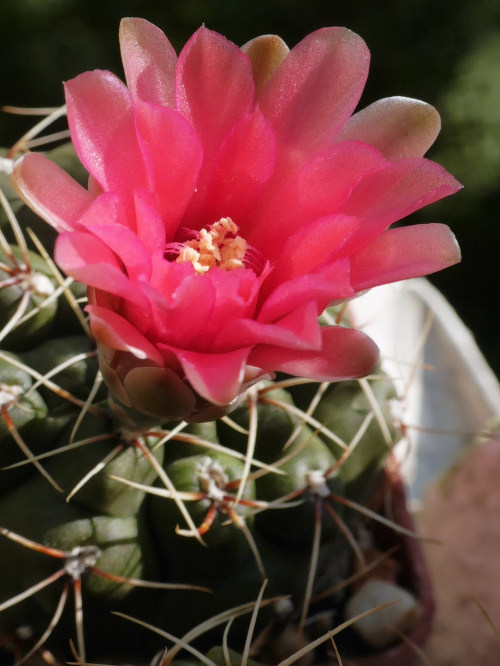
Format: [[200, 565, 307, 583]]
[[11, 18, 461, 422]]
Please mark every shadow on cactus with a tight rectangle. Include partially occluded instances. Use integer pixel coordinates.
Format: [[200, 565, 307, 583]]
[[0, 14, 463, 666]]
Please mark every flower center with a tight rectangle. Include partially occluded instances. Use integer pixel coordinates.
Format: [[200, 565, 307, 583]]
[[176, 217, 247, 275]]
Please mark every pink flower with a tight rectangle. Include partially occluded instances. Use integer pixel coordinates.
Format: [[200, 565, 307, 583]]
[[12, 18, 461, 422]]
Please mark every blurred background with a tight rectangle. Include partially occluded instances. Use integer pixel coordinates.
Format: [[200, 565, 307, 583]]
[[1, 0, 498, 375]]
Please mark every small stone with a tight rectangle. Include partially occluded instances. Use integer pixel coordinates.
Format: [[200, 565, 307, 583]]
[[345, 578, 422, 649]]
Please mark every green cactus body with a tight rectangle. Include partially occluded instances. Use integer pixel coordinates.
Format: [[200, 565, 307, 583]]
[[0, 246, 58, 351]]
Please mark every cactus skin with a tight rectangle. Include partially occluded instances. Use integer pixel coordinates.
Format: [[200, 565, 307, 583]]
[[0, 145, 418, 666]]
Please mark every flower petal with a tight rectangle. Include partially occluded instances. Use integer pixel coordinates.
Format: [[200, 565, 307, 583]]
[[338, 97, 441, 160], [266, 214, 360, 290], [199, 268, 261, 344], [119, 17, 177, 107], [87, 304, 164, 365], [258, 27, 370, 169], [55, 231, 146, 306], [161, 345, 252, 405], [258, 259, 354, 324], [134, 100, 203, 234], [248, 326, 379, 381], [176, 26, 255, 226], [338, 158, 463, 253], [11, 152, 93, 232], [241, 34, 290, 98], [88, 225, 152, 282], [77, 191, 128, 229], [350, 223, 461, 292], [339, 97, 441, 160], [214, 301, 322, 351], [176, 26, 254, 155], [134, 189, 166, 254], [74, 192, 152, 281], [205, 109, 277, 225], [247, 141, 387, 257], [133, 255, 223, 349], [65, 70, 148, 221], [123, 366, 196, 419]]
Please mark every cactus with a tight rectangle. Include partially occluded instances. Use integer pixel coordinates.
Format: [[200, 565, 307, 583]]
[[0, 18, 461, 666], [0, 184, 428, 664]]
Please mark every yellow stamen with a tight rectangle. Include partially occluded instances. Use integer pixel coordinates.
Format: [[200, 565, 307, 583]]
[[176, 217, 247, 275]]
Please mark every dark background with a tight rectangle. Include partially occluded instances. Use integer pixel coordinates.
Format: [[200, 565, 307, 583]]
[[1, 0, 499, 375]]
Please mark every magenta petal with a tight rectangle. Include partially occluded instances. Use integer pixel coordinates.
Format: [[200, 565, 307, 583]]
[[258, 28, 370, 167], [88, 225, 152, 282], [134, 189, 166, 253], [258, 259, 354, 324], [55, 232, 145, 306], [87, 304, 164, 365], [11, 153, 93, 232], [143, 256, 216, 348], [77, 192, 128, 229], [248, 326, 379, 381], [267, 214, 360, 289], [176, 26, 254, 155], [161, 345, 252, 405], [119, 17, 177, 107], [214, 301, 322, 351], [205, 109, 277, 224], [65, 70, 148, 220], [350, 223, 461, 291], [135, 100, 203, 233], [338, 158, 463, 251], [198, 268, 261, 343], [75, 192, 152, 280], [176, 27, 255, 227], [247, 141, 387, 257]]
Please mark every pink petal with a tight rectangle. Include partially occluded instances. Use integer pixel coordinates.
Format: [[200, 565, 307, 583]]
[[55, 231, 146, 307], [200, 268, 262, 343], [74, 192, 152, 280], [88, 225, 152, 282], [214, 301, 322, 351], [246, 141, 387, 257], [205, 109, 277, 225], [65, 70, 148, 222], [266, 214, 360, 290], [134, 100, 203, 234], [338, 158, 463, 254], [86, 304, 164, 365], [176, 26, 254, 155], [350, 223, 461, 291], [77, 190, 128, 229], [176, 27, 255, 227], [11, 153, 93, 232], [257, 28, 370, 169], [257, 259, 354, 324], [119, 17, 177, 107], [143, 256, 216, 348], [338, 97, 441, 160], [248, 326, 379, 381], [160, 345, 252, 405], [134, 189, 166, 253]]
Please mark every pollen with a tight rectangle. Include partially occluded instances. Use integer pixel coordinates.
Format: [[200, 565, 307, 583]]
[[176, 217, 247, 275]]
